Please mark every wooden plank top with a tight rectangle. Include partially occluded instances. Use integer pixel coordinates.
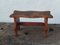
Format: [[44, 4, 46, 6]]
[[10, 10, 53, 18]]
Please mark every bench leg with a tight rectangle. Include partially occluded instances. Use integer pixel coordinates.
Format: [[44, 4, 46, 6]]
[[17, 24, 20, 30], [14, 17, 18, 36], [16, 18, 20, 30], [44, 18, 48, 37]]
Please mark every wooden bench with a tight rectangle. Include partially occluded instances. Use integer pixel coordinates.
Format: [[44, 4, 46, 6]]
[[10, 10, 53, 37]]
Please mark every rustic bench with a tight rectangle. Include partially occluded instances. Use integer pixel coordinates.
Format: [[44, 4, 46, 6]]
[[10, 10, 53, 37]]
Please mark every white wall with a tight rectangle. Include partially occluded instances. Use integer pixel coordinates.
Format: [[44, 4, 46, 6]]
[[0, 0, 60, 24]]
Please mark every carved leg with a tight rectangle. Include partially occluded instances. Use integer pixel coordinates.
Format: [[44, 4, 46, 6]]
[[44, 18, 48, 37]]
